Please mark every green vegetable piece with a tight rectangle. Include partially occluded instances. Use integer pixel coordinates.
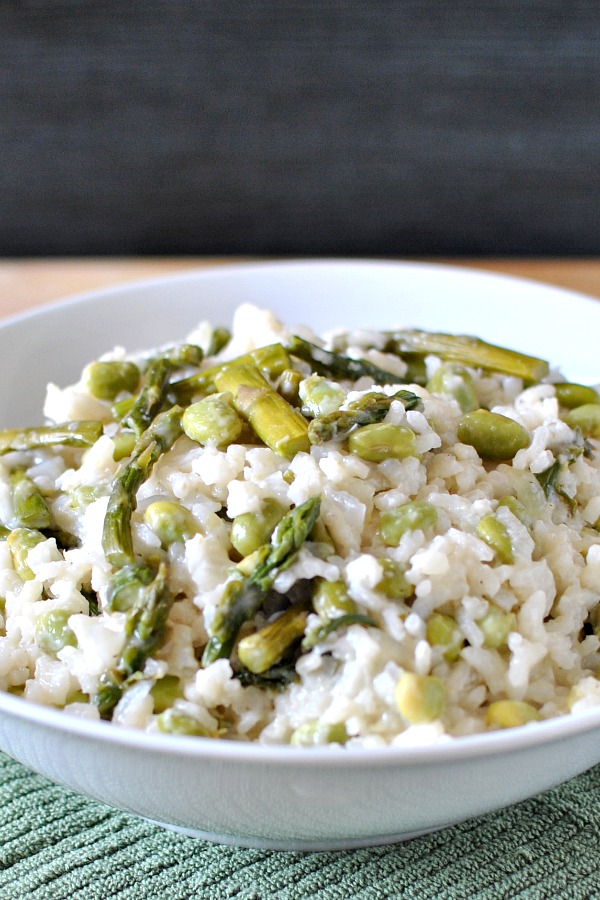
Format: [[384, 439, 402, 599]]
[[102, 406, 183, 568], [0, 421, 103, 456], [84, 360, 140, 401], [476, 514, 514, 564], [312, 578, 356, 619], [554, 382, 600, 410], [496, 495, 532, 528], [202, 497, 321, 665], [230, 500, 287, 558], [156, 708, 214, 737], [308, 389, 422, 444], [95, 561, 175, 718], [301, 613, 376, 651], [478, 605, 516, 649], [486, 699, 541, 729], [349, 422, 417, 462], [395, 672, 446, 724], [457, 410, 530, 460], [299, 375, 346, 418], [566, 404, 600, 439], [10, 469, 52, 530], [376, 559, 414, 601], [427, 362, 478, 413], [426, 613, 463, 661], [276, 369, 303, 405], [213, 363, 310, 458], [237, 606, 309, 674], [111, 431, 136, 461], [290, 720, 348, 746], [206, 326, 231, 357], [182, 393, 244, 448], [172, 344, 292, 402], [7, 528, 45, 580], [150, 674, 183, 713], [35, 608, 77, 653], [378, 501, 438, 547], [123, 345, 201, 437], [384, 329, 549, 383], [144, 500, 201, 547], [106, 563, 157, 612], [286, 335, 406, 385]]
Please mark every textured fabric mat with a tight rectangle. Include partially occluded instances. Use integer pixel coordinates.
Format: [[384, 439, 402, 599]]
[[2, 752, 600, 899]]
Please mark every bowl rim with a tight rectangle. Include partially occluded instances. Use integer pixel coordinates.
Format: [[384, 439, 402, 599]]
[[2, 257, 600, 769]]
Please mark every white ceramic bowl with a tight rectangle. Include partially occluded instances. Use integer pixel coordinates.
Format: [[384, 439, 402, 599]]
[[2, 259, 600, 851]]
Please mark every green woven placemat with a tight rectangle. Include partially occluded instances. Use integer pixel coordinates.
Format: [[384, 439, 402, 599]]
[[2, 751, 600, 899]]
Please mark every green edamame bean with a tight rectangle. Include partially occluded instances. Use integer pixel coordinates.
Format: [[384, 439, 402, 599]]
[[182, 393, 244, 447], [300, 374, 346, 417], [290, 720, 348, 746], [426, 613, 463, 661], [7, 528, 45, 580], [376, 559, 414, 601], [150, 675, 183, 713], [566, 403, 600, 439], [312, 578, 356, 618], [476, 514, 514, 564], [349, 423, 417, 462], [143, 500, 201, 547], [156, 708, 214, 737], [230, 500, 287, 558], [478, 604, 515, 649], [378, 501, 438, 547], [486, 699, 540, 729], [554, 382, 600, 410], [35, 608, 77, 653], [457, 410, 530, 460], [497, 495, 532, 528], [84, 360, 140, 401], [395, 672, 445, 724], [427, 363, 478, 413]]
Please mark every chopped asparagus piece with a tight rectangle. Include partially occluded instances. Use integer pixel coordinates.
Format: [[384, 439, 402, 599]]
[[286, 335, 404, 385], [308, 389, 422, 444], [123, 345, 203, 435], [213, 363, 310, 458], [301, 613, 376, 651], [171, 343, 292, 402], [102, 406, 183, 567], [237, 605, 309, 674], [95, 561, 175, 717], [10, 469, 52, 529], [202, 497, 321, 665], [0, 421, 103, 456], [384, 330, 549, 383]]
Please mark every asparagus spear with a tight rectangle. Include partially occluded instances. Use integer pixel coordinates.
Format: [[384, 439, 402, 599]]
[[383, 330, 549, 383], [10, 469, 52, 529], [0, 421, 103, 455], [102, 406, 183, 567], [123, 344, 203, 435], [308, 389, 422, 444], [95, 561, 175, 717], [202, 496, 321, 665], [213, 363, 310, 458], [286, 335, 405, 385], [171, 343, 292, 403]]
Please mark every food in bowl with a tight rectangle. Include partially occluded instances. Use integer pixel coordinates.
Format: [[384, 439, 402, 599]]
[[1, 302, 600, 748]]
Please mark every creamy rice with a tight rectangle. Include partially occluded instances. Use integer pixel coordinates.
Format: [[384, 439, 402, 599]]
[[1, 303, 600, 747]]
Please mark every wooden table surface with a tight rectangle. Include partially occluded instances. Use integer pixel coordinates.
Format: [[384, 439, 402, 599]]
[[0, 258, 599, 320]]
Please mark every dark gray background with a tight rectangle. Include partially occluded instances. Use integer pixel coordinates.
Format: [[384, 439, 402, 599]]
[[1, 1, 599, 256]]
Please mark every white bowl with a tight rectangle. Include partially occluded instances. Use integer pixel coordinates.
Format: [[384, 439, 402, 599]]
[[2, 259, 600, 851]]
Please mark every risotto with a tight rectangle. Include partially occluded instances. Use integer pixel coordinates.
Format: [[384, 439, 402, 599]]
[[1, 303, 600, 748]]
